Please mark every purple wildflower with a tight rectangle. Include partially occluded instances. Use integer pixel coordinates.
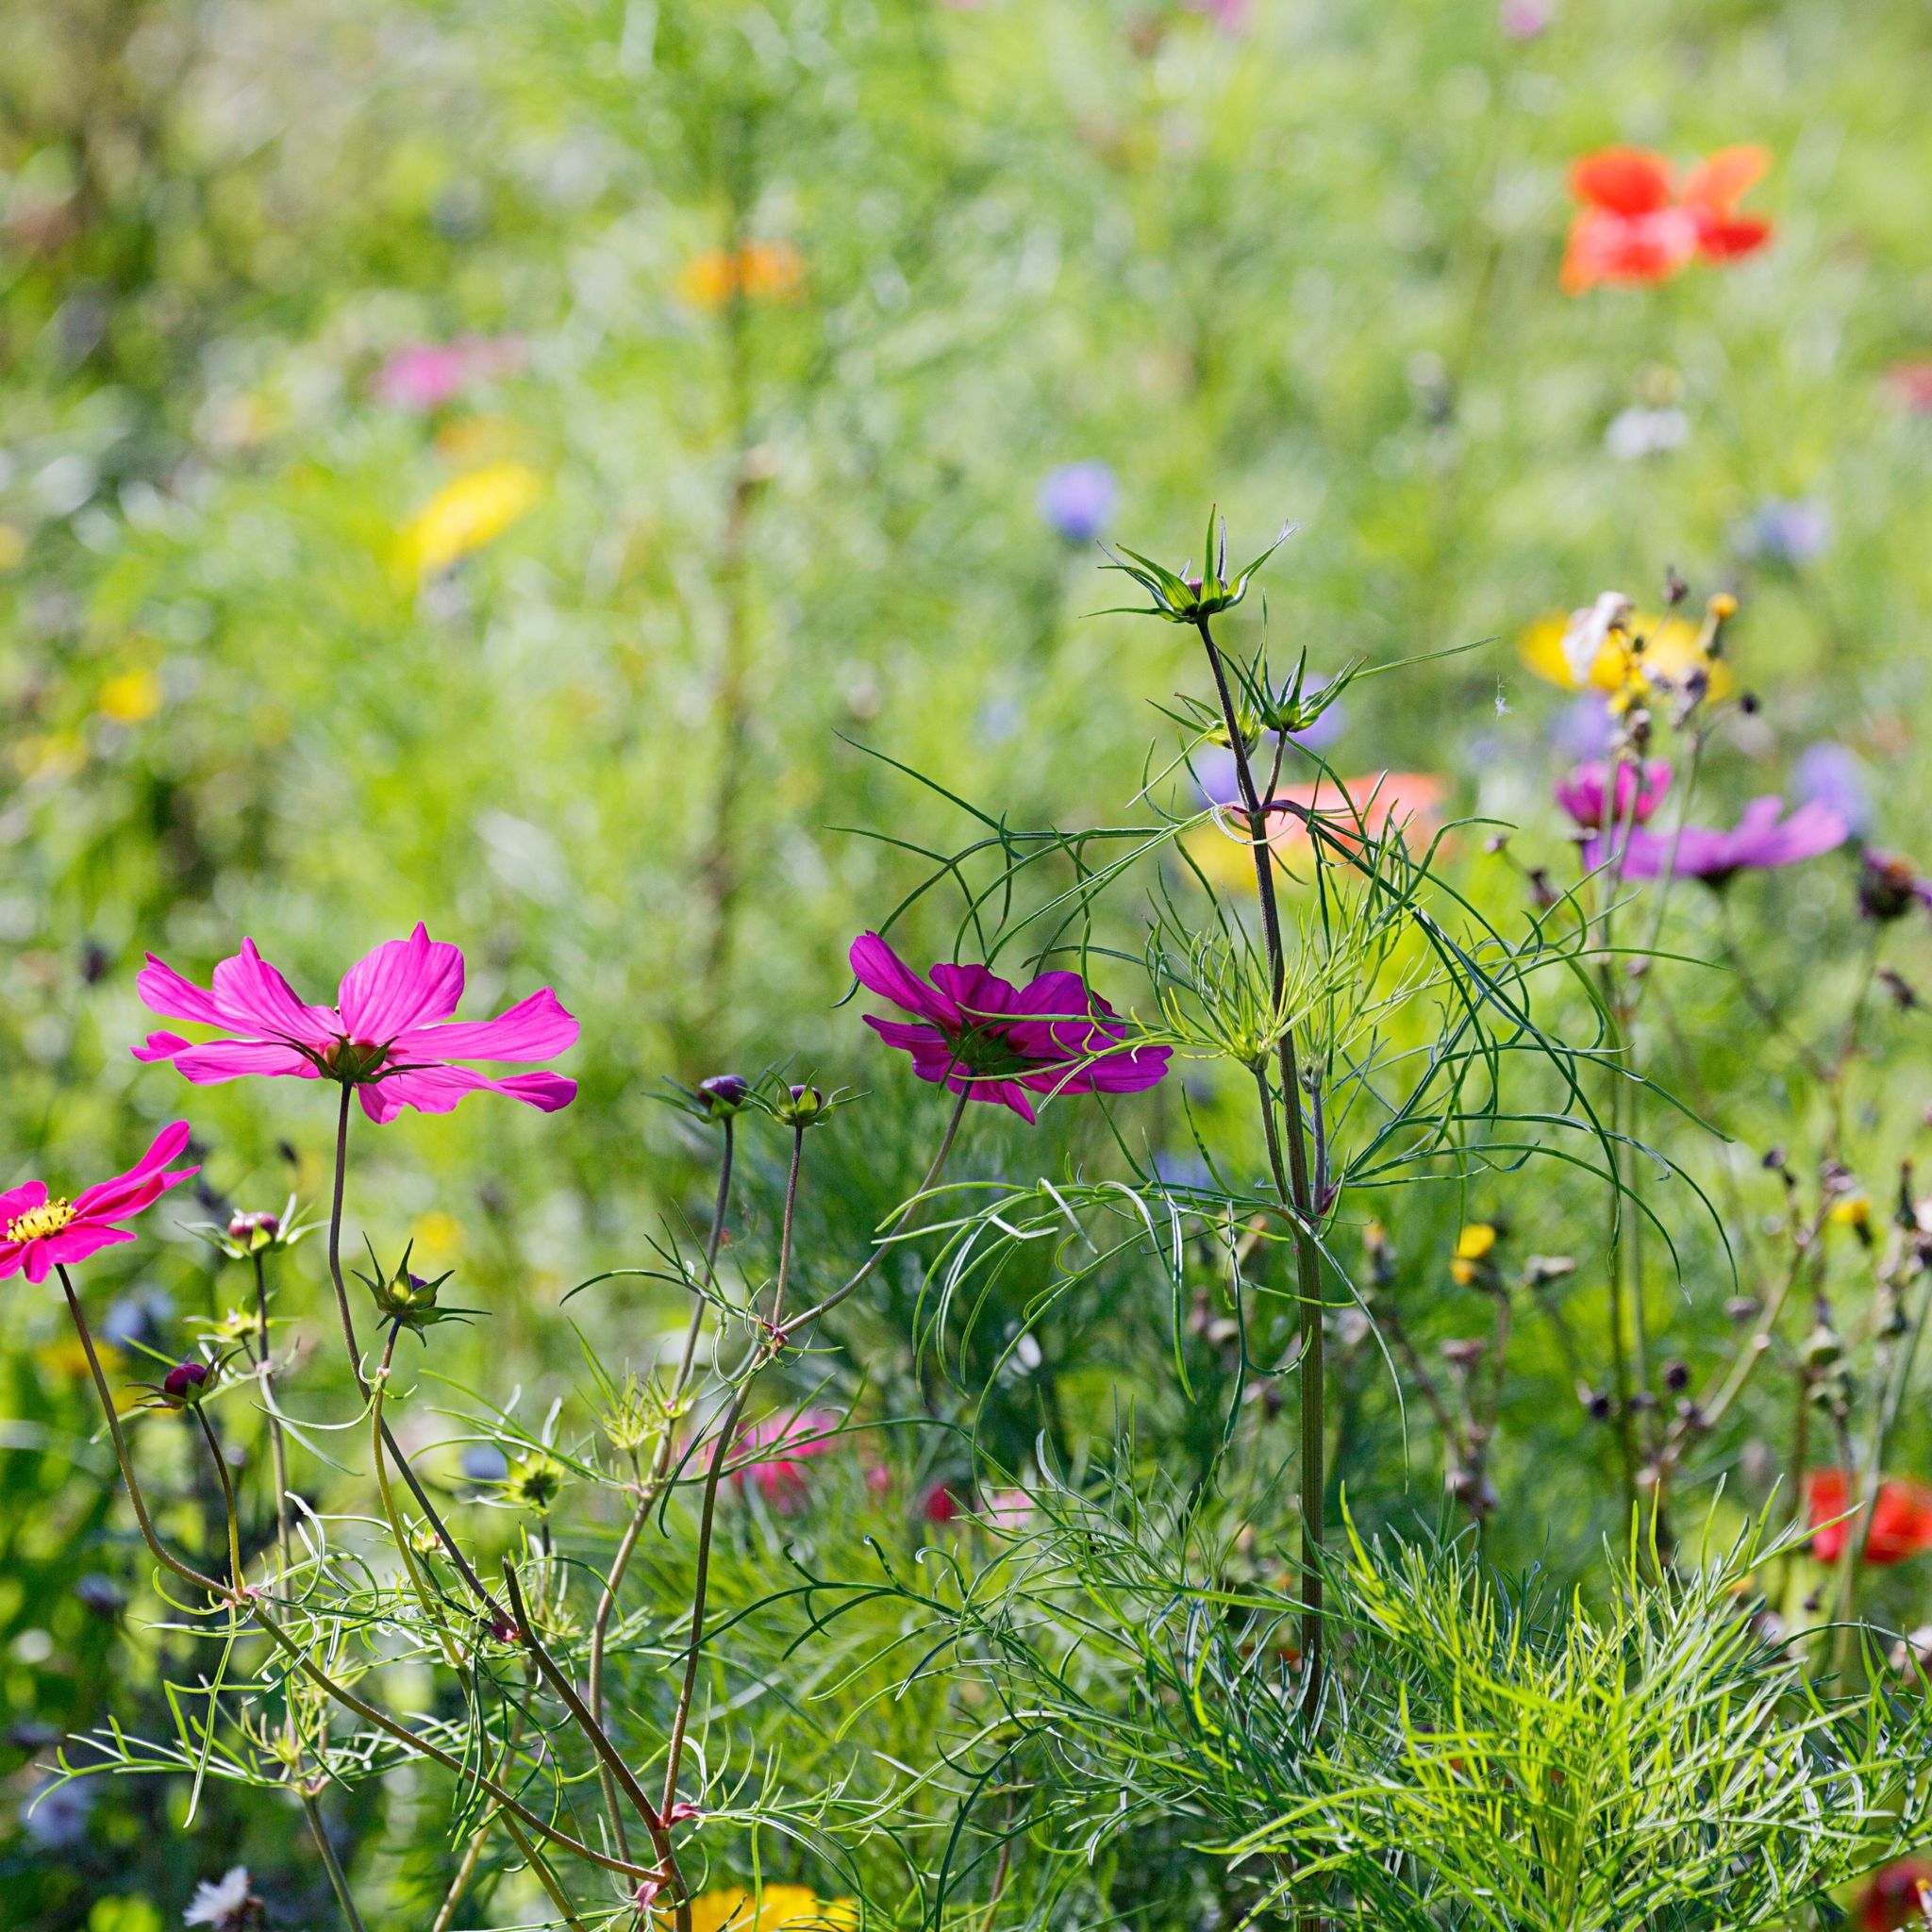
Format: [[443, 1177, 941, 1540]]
[[1736, 497, 1832, 565], [374, 336, 525, 411], [1587, 796, 1849, 886], [1793, 741, 1872, 835], [1858, 850, 1932, 923], [850, 933, 1170, 1124], [1499, 0, 1554, 36], [1037, 461, 1118, 543], [1550, 694, 1617, 760]]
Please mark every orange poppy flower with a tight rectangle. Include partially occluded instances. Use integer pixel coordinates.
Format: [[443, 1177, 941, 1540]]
[[1189, 772, 1448, 890], [1561, 145, 1772, 294]]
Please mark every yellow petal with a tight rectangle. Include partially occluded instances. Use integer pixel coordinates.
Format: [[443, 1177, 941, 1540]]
[[398, 461, 542, 581]]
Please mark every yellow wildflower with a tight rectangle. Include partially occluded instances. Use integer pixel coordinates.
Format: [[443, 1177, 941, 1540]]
[[98, 668, 164, 724], [1518, 608, 1733, 703], [1450, 1222, 1498, 1288], [409, 1208, 463, 1264], [669, 1888, 858, 1932], [398, 461, 541, 581]]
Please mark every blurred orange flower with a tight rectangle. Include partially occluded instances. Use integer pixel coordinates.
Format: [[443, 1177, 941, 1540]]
[[678, 242, 805, 309], [1561, 145, 1773, 294], [1189, 772, 1447, 890]]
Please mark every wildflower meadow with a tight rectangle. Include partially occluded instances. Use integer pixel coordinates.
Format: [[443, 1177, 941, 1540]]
[[5, 1, 1932, 1929]]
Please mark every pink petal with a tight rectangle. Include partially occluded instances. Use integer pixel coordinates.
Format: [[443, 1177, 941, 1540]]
[[150, 1039, 317, 1085], [33, 1224, 136, 1276], [0, 1181, 48, 1224], [391, 988, 575, 1065], [970, 1077, 1037, 1124], [850, 933, 955, 1025], [71, 1123, 194, 1217], [136, 955, 233, 1029], [210, 941, 337, 1046], [0, 1241, 25, 1280], [336, 924, 466, 1041], [359, 1063, 575, 1123], [864, 1015, 956, 1058]]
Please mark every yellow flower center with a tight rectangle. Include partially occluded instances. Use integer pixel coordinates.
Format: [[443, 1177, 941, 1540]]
[[8, 1198, 75, 1242]]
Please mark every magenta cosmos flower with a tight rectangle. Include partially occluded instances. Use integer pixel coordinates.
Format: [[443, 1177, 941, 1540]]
[[728, 1407, 841, 1512], [132, 925, 576, 1124], [1, 1123, 196, 1284], [851, 932, 1170, 1124], [1555, 758, 1672, 831], [1588, 796, 1848, 886]]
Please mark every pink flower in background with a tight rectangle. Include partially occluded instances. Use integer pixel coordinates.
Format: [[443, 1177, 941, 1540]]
[[730, 1407, 841, 1510], [1182, 0, 1252, 27], [1886, 363, 1932, 414], [851, 933, 1170, 1124], [132, 925, 576, 1123], [1554, 758, 1672, 831], [1498, 0, 1553, 38], [374, 336, 525, 411], [923, 1481, 967, 1524], [1587, 797, 1848, 885], [1, 1123, 196, 1283]]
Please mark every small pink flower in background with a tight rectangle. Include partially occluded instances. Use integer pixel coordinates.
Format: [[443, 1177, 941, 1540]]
[[1886, 363, 1932, 414], [1498, 0, 1553, 38], [1554, 758, 1672, 831], [1587, 797, 1848, 885], [374, 336, 525, 411], [1182, 0, 1252, 29], [132, 925, 576, 1123], [851, 934, 1170, 1125], [1, 1123, 196, 1283], [979, 1488, 1033, 1532], [730, 1407, 841, 1510]]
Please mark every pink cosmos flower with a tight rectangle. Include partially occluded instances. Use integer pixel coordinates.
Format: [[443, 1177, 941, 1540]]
[[1, 1123, 197, 1284], [1586, 796, 1848, 886], [850, 933, 1171, 1125], [374, 336, 525, 411], [1554, 758, 1672, 831], [132, 925, 576, 1124], [729, 1407, 841, 1511]]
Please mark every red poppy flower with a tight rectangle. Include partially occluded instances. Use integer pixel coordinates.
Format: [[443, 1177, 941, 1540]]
[[1805, 1468, 1932, 1566], [1561, 144, 1773, 294]]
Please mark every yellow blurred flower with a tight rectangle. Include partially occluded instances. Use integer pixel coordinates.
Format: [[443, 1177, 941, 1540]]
[[409, 1209, 463, 1263], [98, 668, 164, 724], [12, 731, 87, 781], [1450, 1222, 1498, 1287], [0, 522, 26, 571], [664, 1887, 858, 1932], [677, 241, 806, 309], [38, 1335, 125, 1387], [398, 461, 542, 581], [433, 415, 523, 466], [1518, 608, 1733, 704]]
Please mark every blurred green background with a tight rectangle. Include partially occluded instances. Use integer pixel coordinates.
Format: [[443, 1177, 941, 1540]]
[[5, 0, 1932, 1924]]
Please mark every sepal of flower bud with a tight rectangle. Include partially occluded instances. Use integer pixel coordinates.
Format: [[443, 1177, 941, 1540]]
[[354, 1238, 473, 1337], [1099, 509, 1291, 625]]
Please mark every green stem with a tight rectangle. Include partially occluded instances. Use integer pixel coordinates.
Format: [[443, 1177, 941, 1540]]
[[301, 1790, 370, 1932]]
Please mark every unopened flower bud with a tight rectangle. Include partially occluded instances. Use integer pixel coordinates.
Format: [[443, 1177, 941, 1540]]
[[778, 1083, 828, 1126], [163, 1360, 210, 1405], [698, 1074, 752, 1117], [1663, 1358, 1690, 1392]]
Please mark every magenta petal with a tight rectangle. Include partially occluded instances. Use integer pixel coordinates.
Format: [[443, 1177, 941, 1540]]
[[211, 941, 337, 1045], [972, 1078, 1037, 1124], [132, 1030, 192, 1064], [850, 933, 955, 1024], [0, 1181, 48, 1224], [864, 1014, 954, 1057], [36, 1224, 137, 1275], [165, 1040, 317, 1085], [0, 1241, 24, 1280], [1012, 970, 1091, 1021], [72, 1123, 194, 1217], [928, 961, 1024, 1021], [136, 956, 232, 1029], [392, 988, 576, 1064], [337, 924, 466, 1041], [495, 1071, 576, 1111], [361, 1063, 575, 1121]]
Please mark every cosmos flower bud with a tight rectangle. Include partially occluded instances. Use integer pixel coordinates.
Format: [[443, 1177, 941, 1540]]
[[777, 1083, 827, 1126], [698, 1074, 753, 1117], [163, 1359, 210, 1405]]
